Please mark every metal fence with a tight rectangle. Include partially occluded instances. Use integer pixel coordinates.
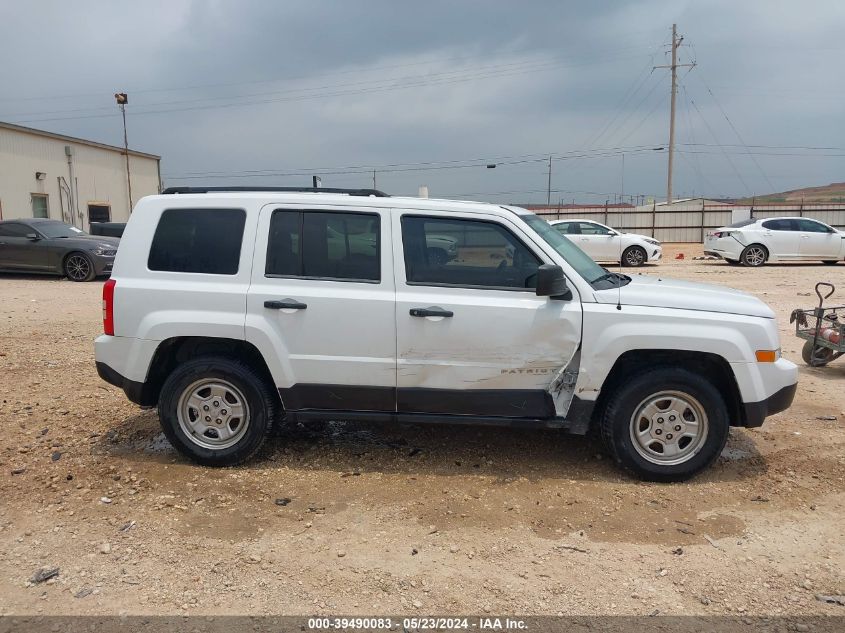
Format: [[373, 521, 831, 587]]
[[533, 203, 845, 243]]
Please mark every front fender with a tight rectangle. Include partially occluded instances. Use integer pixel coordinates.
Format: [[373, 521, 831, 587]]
[[575, 303, 780, 402]]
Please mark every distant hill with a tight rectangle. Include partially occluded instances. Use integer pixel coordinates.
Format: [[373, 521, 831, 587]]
[[737, 182, 845, 204]]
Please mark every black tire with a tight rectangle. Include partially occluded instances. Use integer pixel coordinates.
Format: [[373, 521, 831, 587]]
[[427, 247, 449, 266], [621, 245, 647, 267], [822, 260, 839, 265], [157, 356, 278, 466], [599, 367, 730, 482], [63, 252, 96, 282], [740, 244, 767, 267], [801, 340, 834, 367], [725, 259, 741, 266]]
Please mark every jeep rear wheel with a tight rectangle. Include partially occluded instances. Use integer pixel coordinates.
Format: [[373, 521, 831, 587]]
[[599, 368, 729, 481], [158, 356, 277, 466]]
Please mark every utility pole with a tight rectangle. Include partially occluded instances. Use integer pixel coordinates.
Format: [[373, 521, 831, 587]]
[[114, 93, 132, 213], [546, 155, 552, 206], [655, 24, 695, 204], [372, 169, 377, 189]]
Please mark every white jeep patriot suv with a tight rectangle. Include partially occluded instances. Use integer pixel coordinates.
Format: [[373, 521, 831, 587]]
[[95, 186, 798, 481]]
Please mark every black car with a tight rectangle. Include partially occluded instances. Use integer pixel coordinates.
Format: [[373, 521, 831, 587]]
[[0, 219, 120, 282]]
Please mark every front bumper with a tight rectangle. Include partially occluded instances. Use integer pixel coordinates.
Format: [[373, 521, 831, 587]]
[[92, 254, 115, 276], [742, 382, 797, 427]]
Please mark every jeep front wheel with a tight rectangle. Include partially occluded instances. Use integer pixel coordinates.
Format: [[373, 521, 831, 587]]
[[599, 368, 729, 481], [158, 356, 277, 466]]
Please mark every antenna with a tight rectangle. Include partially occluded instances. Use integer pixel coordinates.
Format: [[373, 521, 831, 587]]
[[616, 219, 623, 310]]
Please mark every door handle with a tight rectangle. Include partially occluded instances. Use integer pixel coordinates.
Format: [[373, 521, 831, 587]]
[[264, 299, 307, 310], [801, 235, 810, 239], [410, 306, 453, 318]]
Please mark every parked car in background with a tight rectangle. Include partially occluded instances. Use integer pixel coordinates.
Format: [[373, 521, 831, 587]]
[[549, 219, 662, 267], [0, 219, 119, 281], [704, 217, 845, 266]]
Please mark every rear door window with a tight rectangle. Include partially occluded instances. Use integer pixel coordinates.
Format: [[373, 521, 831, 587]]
[[762, 219, 798, 231], [266, 210, 380, 282], [148, 208, 246, 274]]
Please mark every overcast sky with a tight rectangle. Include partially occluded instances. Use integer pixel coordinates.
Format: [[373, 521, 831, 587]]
[[1, 1, 843, 204]]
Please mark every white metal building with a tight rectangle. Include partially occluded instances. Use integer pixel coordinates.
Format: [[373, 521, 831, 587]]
[[0, 121, 160, 228]]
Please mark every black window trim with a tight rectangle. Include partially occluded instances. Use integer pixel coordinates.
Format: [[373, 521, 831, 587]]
[[146, 207, 247, 276], [400, 213, 546, 293], [264, 208, 382, 284], [0, 222, 36, 238]]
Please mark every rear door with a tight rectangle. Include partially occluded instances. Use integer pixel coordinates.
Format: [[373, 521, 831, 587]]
[[760, 219, 800, 259], [246, 204, 396, 412], [796, 219, 842, 259], [393, 210, 582, 418]]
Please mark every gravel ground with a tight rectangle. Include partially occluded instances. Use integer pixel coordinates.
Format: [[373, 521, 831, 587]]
[[0, 244, 843, 617]]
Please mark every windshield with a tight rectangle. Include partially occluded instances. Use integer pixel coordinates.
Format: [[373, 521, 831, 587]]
[[36, 221, 87, 238], [520, 214, 615, 285]]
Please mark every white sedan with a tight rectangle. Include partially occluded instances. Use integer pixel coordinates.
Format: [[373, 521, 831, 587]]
[[548, 219, 662, 267], [704, 216, 845, 266]]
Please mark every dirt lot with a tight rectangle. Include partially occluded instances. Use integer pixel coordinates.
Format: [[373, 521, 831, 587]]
[[0, 244, 843, 617]]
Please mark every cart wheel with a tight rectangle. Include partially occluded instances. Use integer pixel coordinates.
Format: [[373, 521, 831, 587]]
[[801, 340, 834, 367]]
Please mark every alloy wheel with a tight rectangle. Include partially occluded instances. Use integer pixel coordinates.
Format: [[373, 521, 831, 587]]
[[625, 248, 645, 266], [65, 254, 91, 281], [743, 247, 766, 266]]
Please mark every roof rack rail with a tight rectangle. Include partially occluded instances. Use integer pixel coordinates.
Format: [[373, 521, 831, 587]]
[[160, 186, 389, 197]]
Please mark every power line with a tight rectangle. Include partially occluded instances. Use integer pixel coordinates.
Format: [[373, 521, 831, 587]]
[[0, 40, 666, 104], [162, 145, 669, 179], [2, 57, 567, 118], [696, 74, 776, 192], [5, 47, 660, 124], [688, 97, 752, 196]]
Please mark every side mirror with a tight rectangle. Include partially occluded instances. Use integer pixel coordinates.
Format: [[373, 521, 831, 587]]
[[536, 264, 571, 299], [26, 233, 40, 241]]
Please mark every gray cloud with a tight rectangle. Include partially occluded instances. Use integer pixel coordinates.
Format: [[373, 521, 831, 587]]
[[1, 0, 843, 203]]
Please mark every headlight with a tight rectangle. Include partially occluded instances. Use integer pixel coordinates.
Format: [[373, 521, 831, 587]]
[[93, 248, 117, 257], [645, 238, 661, 246]]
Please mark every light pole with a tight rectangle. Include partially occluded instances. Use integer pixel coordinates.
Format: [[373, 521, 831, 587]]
[[114, 93, 132, 214]]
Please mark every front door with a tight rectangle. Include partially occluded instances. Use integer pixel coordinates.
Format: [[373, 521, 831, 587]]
[[0, 222, 46, 270], [393, 211, 582, 419], [578, 221, 618, 261], [796, 219, 842, 259], [246, 204, 396, 412]]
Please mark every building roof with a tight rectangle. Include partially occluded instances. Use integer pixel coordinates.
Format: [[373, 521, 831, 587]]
[[522, 203, 635, 210], [654, 197, 729, 206], [0, 120, 160, 161]]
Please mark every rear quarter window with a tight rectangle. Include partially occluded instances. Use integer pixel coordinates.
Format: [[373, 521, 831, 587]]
[[148, 208, 246, 274]]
